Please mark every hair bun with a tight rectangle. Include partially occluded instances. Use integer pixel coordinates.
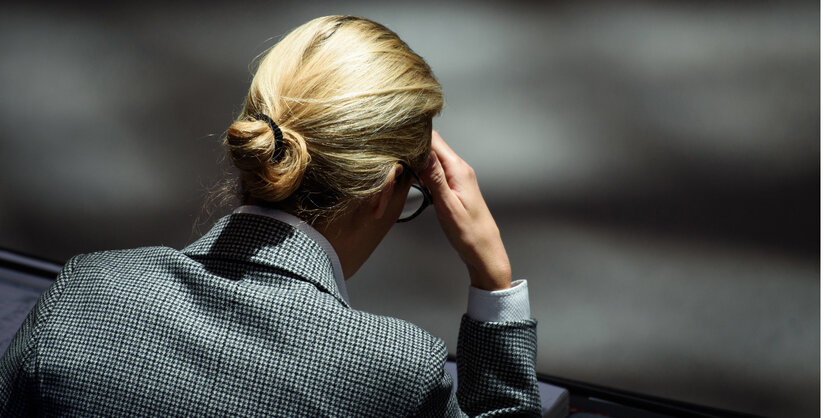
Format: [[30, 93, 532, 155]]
[[225, 118, 310, 202]]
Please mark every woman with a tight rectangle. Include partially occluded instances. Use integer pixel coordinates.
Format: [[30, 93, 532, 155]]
[[0, 16, 539, 416]]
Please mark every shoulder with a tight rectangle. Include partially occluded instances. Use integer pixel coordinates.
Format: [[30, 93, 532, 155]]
[[321, 309, 448, 412], [355, 309, 444, 350], [43, 246, 180, 295], [48, 246, 194, 308], [341, 309, 448, 377], [71, 246, 185, 270], [63, 246, 200, 284]]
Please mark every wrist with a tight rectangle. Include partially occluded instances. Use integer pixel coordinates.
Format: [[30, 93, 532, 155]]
[[463, 229, 512, 291], [467, 262, 512, 291]]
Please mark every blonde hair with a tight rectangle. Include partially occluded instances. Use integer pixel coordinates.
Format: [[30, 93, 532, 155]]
[[224, 15, 443, 225]]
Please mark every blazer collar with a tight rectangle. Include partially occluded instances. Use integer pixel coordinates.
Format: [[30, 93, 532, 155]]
[[183, 212, 350, 308]]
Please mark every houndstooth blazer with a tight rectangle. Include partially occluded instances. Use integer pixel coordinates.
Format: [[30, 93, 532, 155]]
[[0, 213, 540, 416]]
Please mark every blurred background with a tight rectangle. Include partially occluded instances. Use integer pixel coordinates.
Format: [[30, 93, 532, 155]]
[[0, 1, 819, 416]]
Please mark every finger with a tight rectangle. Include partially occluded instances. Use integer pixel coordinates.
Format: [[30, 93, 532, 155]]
[[419, 151, 461, 214], [430, 131, 475, 188], [430, 130, 460, 167], [420, 151, 449, 197]]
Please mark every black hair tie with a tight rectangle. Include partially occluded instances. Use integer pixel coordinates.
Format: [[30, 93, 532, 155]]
[[254, 113, 284, 161]]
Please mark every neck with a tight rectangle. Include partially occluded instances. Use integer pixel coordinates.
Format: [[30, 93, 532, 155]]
[[314, 220, 361, 280], [313, 207, 389, 280]]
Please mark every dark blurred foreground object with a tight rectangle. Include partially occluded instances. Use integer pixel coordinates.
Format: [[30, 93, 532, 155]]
[[0, 248, 766, 418], [0, 248, 58, 354]]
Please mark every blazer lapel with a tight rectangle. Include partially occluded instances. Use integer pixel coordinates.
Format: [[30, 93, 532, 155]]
[[183, 213, 349, 308]]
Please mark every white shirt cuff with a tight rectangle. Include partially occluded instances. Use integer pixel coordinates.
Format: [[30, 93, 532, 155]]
[[466, 279, 531, 322]]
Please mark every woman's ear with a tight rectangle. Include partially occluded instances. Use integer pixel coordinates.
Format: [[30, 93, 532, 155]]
[[371, 164, 404, 220]]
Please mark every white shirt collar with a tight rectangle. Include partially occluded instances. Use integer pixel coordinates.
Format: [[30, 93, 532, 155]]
[[232, 205, 350, 306]]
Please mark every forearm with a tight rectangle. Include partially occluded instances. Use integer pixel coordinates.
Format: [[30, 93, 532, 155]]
[[418, 130, 540, 415]]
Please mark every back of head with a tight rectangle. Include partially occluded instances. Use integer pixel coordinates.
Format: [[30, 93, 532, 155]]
[[225, 15, 444, 225]]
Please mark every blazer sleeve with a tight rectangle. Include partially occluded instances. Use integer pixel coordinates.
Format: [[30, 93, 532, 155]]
[[411, 315, 540, 417], [0, 255, 77, 416]]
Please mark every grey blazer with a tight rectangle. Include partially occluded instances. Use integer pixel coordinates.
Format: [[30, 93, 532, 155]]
[[0, 213, 540, 416]]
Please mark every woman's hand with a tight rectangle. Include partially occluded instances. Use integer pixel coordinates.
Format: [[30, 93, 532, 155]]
[[420, 131, 512, 291]]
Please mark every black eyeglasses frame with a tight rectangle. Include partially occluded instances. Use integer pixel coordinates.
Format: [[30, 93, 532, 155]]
[[396, 164, 433, 223]]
